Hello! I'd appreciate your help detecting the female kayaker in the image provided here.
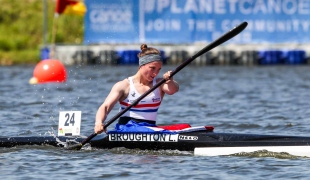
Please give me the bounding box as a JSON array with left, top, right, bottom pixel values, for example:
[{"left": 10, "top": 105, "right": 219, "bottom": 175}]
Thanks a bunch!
[{"left": 94, "top": 44, "right": 179, "bottom": 134}]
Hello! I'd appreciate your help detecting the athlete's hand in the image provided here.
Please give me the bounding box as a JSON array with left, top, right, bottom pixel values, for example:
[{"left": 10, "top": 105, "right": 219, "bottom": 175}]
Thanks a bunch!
[
  {"left": 163, "top": 71, "right": 173, "bottom": 83},
  {"left": 94, "top": 122, "right": 107, "bottom": 134}
]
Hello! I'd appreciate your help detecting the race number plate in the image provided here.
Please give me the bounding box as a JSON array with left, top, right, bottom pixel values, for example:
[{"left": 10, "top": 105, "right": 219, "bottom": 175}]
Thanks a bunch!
[{"left": 58, "top": 111, "right": 81, "bottom": 136}]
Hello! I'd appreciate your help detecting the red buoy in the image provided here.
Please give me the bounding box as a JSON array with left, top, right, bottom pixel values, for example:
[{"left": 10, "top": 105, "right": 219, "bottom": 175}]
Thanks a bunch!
[{"left": 29, "top": 59, "right": 67, "bottom": 84}]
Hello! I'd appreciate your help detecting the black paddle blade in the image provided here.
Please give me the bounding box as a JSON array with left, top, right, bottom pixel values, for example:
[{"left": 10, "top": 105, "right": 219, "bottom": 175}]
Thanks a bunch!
[
  {"left": 66, "top": 133, "right": 97, "bottom": 151},
  {"left": 191, "top": 21, "right": 248, "bottom": 60},
  {"left": 66, "top": 143, "right": 83, "bottom": 150}
]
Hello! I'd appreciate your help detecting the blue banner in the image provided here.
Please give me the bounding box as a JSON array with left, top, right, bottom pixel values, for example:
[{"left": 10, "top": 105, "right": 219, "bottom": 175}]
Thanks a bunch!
[{"left": 84, "top": 0, "right": 310, "bottom": 44}]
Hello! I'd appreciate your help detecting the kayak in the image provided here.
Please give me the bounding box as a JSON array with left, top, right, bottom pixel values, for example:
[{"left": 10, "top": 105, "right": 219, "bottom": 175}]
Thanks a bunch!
[{"left": 1, "top": 124, "right": 310, "bottom": 157}]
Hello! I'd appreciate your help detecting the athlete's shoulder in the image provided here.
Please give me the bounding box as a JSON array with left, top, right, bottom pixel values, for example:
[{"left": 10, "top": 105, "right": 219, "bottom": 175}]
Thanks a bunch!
[
  {"left": 120, "top": 78, "right": 130, "bottom": 85},
  {"left": 111, "top": 78, "right": 128, "bottom": 91}
]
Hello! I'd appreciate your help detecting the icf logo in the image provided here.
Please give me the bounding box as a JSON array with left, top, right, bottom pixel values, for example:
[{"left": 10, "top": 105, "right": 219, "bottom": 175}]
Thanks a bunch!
[{"left": 89, "top": 6, "right": 133, "bottom": 24}]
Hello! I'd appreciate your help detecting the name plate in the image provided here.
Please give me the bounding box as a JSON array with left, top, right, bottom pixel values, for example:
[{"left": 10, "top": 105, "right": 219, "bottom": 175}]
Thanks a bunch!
[{"left": 109, "top": 133, "right": 179, "bottom": 142}]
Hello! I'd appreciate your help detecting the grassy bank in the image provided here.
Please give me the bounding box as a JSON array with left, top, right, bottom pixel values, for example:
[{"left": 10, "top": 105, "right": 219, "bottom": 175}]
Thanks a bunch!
[{"left": 0, "top": 0, "right": 84, "bottom": 65}]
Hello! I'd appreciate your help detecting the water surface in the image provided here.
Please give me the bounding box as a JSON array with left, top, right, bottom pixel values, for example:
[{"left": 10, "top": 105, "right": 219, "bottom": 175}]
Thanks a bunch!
[{"left": 1, "top": 65, "right": 310, "bottom": 179}]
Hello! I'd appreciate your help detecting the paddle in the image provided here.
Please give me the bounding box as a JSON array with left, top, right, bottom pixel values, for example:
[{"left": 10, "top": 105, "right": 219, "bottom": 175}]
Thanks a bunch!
[{"left": 66, "top": 21, "right": 248, "bottom": 150}]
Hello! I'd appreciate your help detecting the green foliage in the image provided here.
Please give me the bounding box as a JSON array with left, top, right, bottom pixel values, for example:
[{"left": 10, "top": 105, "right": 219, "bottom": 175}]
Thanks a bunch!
[
  {"left": 0, "top": 0, "right": 84, "bottom": 65},
  {"left": 0, "top": 49, "right": 39, "bottom": 65}
]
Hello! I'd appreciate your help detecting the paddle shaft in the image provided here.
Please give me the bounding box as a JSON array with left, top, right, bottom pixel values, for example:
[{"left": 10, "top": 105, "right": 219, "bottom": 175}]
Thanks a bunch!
[{"left": 71, "top": 21, "right": 248, "bottom": 149}]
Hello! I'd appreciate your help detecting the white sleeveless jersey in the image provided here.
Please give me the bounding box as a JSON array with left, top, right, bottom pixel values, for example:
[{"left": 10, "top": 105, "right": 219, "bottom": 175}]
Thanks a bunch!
[{"left": 119, "top": 77, "right": 162, "bottom": 121}]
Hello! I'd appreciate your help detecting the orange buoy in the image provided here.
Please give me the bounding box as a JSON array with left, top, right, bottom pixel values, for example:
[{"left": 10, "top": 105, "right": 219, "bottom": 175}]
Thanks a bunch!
[{"left": 29, "top": 59, "right": 67, "bottom": 84}]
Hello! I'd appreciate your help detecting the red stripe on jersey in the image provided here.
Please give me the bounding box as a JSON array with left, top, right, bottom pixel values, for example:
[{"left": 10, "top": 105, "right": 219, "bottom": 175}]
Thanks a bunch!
[{"left": 120, "top": 101, "right": 161, "bottom": 108}]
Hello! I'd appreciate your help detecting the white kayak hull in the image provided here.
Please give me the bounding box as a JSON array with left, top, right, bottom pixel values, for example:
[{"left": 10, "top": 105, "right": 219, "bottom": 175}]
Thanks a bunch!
[{"left": 194, "top": 146, "right": 310, "bottom": 157}]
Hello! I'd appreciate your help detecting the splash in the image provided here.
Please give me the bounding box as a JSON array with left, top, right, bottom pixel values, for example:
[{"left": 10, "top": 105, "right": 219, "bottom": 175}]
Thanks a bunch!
[{"left": 230, "top": 149, "right": 308, "bottom": 159}]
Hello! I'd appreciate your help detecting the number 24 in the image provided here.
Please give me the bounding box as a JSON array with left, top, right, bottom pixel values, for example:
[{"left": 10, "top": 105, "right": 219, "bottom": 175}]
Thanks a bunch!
[{"left": 64, "top": 113, "right": 75, "bottom": 126}]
